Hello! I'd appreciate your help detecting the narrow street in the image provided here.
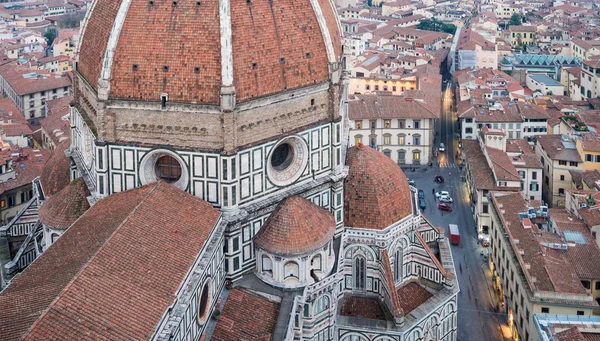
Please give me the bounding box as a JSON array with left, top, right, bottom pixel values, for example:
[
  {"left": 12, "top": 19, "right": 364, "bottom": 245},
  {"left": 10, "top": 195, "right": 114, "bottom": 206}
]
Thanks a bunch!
[{"left": 404, "top": 82, "right": 511, "bottom": 341}]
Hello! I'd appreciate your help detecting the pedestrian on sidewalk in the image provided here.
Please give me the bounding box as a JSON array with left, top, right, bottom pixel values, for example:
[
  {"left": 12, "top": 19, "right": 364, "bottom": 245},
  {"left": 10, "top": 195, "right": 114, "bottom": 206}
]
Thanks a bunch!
[{"left": 459, "top": 264, "right": 463, "bottom": 275}]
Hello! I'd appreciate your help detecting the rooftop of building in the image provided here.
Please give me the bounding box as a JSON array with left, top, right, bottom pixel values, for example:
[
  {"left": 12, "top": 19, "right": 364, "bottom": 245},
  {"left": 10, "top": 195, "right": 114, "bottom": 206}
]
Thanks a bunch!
[
  {"left": 463, "top": 140, "right": 521, "bottom": 191},
  {"left": 0, "top": 62, "right": 71, "bottom": 96},
  {"left": 0, "top": 181, "right": 222, "bottom": 341},
  {"left": 491, "top": 192, "right": 599, "bottom": 305},
  {"left": 536, "top": 134, "right": 583, "bottom": 162},
  {"left": 528, "top": 73, "right": 564, "bottom": 87}
]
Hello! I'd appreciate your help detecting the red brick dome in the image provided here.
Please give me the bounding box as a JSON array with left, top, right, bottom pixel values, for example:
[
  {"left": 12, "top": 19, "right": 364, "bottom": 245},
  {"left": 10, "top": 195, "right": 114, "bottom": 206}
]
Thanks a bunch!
[
  {"left": 254, "top": 195, "right": 335, "bottom": 255},
  {"left": 40, "top": 142, "right": 71, "bottom": 197},
  {"left": 39, "top": 178, "right": 90, "bottom": 230},
  {"left": 344, "top": 145, "right": 413, "bottom": 230},
  {"left": 77, "top": 0, "right": 342, "bottom": 104}
]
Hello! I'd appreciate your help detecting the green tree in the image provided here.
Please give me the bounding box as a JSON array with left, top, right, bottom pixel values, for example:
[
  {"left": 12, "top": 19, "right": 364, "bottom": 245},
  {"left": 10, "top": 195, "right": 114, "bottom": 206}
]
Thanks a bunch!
[
  {"left": 43, "top": 29, "right": 57, "bottom": 45},
  {"left": 509, "top": 13, "right": 522, "bottom": 26}
]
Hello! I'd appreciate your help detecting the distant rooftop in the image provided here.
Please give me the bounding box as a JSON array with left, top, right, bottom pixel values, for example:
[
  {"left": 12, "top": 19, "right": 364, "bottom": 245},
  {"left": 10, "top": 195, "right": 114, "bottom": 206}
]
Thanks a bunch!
[{"left": 528, "top": 73, "right": 563, "bottom": 87}]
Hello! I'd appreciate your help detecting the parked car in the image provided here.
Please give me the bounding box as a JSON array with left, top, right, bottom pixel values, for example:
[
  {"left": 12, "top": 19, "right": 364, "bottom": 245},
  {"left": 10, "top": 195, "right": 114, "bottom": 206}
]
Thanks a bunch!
[
  {"left": 435, "top": 175, "right": 444, "bottom": 183},
  {"left": 408, "top": 178, "right": 416, "bottom": 186},
  {"left": 439, "top": 143, "right": 446, "bottom": 152},
  {"left": 438, "top": 203, "right": 452, "bottom": 211},
  {"left": 436, "top": 191, "right": 450, "bottom": 199},
  {"left": 418, "top": 189, "right": 425, "bottom": 199},
  {"left": 439, "top": 195, "right": 453, "bottom": 203},
  {"left": 419, "top": 198, "right": 426, "bottom": 210}
]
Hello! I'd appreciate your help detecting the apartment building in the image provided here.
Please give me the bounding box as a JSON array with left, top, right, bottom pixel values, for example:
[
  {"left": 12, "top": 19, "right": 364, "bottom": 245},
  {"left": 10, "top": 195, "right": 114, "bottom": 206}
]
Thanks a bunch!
[
  {"left": 459, "top": 100, "right": 549, "bottom": 142},
  {"left": 489, "top": 193, "right": 599, "bottom": 341},
  {"left": 526, "top": 74, "right": 565, "bottom": 96},
  {"left": 536, "top": 135, "right": 582, "bottom": 207},
  {"left": 455, "top": 28, "right": 498, "bottom": 70},
  {"left": 463, "top": 128, "right": 541, "bottom": 236},
  {"left": 566, "top": 189, "right": 600, "bottom": 248},
  {"left": 570, "top": 38, "right": 600, "bottom": 61},
  {"left": 0, "top": 63, "right": 71, "bottom": 125},
  {"left": 510, "top": 25, "right": 538, "bottom": 47},
  {"left": 348, "top": 88, "right": 440, "bottom": 165},
  {"left": 579, "top": 58, "right": 600, "bottom": 100}
]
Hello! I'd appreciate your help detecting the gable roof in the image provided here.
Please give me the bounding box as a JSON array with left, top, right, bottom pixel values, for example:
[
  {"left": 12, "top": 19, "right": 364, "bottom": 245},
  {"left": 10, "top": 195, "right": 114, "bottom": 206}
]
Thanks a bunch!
[{"left": 0, "top": 182, "right": 221, "bottom": 341}]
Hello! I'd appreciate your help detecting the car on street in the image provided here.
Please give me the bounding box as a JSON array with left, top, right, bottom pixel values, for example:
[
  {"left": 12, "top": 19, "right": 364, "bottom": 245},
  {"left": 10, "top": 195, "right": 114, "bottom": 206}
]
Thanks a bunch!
[
  {"left": 439, "top": 195, "right": 453, "bottom": 203},
  {"left": 435, "top": 175, "right": 444, "bottom": 183},
  {"left": 408, "top": 178, "right": 415, "bottom": 186},
  {"left": 419, "top": 198, "right": 426, "bottom": 210},
  {"left": 435, "top": 191, "right": 450, "bottom": 199},
  {"left": 438, "top": 203, "right": 452, "bottom": 211},
  {"left": 418, "top": 189, "right": 424, "bottom": 199},
  {"left": 439, "top": 143, "right": 445, "bottom": 152}
]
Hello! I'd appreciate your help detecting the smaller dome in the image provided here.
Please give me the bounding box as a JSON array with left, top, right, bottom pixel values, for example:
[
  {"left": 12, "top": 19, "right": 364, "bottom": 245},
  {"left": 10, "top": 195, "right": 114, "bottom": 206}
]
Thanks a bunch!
[
  {"left": 39, "top": 178, "right": 90, "bottom": 230},
  {"left": 344, "top": 145, "right": 413, "bottom": 230},
  {"left": 40, "top": 141, "right": 71, "bottom": 197},
  {"left": 254, "top": 196, "right": 335, "bottom": 255}
]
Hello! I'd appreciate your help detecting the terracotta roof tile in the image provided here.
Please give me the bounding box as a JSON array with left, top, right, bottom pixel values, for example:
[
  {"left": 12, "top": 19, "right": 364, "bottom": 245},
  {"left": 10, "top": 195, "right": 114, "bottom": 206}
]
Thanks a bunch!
[
  {"left": 396, "top": 282, "right": 432, "bottom": 315},
  {"left": 340, "top": 296, "right": 386, "bottom": 320},
  {"left": 555, "top": 327, "right": 586, "bottom": 341},
  {"left": 211, "top": 288, "right": 280, "bottom": 341},
  {"left": 344, "top": 145, "right": 413, "bottom": 230},
  {"left": 381, "top": 250, "right": 404, "bottom": 317},
  {"left": 79, "top": 0, "right": 340, "bottom": 104},
  {"left": 39, "top": 141, "right": 70, "bottom": 196},
  {"left": 463, "top": 140, "right": 520, "bottom": 191},
  {"left": 0, "top": 182, "right": 221, "bottom": 341},
  {"left": 38, "top": 177, "right": 90, "bottom": 230},
  {"left": 253, "top": 195, "right": 335, "bottom": 255}
]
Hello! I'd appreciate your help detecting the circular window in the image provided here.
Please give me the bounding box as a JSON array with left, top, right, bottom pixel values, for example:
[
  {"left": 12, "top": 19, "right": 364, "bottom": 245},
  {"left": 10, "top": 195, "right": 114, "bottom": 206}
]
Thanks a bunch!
[
  {"left": 139, "top": 150, "right": 189, "bottom": 190},
  {"left": 154, "top": 155, "right": 182, "bottom": 183},
  {"left": 197, "top": 282, "right": 211, "bottom": 325},
  {"left": 271, "top": 143, "right": 295, "bottom": 171},
  {"left": 267, "top": 137, "right": 309, "bottom": 187}
]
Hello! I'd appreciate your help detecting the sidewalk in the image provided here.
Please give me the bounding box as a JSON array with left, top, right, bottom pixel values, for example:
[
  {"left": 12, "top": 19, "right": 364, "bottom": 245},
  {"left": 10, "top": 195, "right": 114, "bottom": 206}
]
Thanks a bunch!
[{"left": 479, "top": 256, "right": 512, "bottom": 341}]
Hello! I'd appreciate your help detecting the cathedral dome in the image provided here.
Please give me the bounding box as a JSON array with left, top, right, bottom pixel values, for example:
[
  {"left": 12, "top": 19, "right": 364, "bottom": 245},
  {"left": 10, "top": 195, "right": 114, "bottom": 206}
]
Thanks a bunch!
[
  {"left": 40, "top": 142, "right": 71, "bottom": 197},
  {"left": 254, "top": 195, "right": 335, "bottom": 255},
  {"left": 39, "top": 178, "right": 90, "bottom": 230},
  {"left": 344, "top": 145, "right": 413, "bottom": 230},
  {"left": 77, "top": 0, "right": 342, "bottom": 104}
]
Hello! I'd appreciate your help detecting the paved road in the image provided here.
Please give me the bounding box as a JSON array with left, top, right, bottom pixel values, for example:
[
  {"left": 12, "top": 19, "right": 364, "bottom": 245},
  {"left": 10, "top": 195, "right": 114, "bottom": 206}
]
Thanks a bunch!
[{"left": 403, "top": 83, "right": 511, "bottom": 341}]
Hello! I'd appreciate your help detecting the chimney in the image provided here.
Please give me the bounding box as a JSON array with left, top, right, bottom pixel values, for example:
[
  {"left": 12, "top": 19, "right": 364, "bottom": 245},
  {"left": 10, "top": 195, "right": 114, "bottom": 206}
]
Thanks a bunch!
[{"left": 522, "top": 218, "right": 532, "bottom": 229}]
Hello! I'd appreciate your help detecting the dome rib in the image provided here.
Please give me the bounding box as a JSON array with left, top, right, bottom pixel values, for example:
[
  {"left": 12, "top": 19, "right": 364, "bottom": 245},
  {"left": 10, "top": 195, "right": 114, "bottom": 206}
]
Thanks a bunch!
[
  {"left": 254, "top": 195, "right": 335, "bottom": 255},
  {"left": 77, "top": 0, "right": 342, "bottom": 104},
  {"left": 344, "top": 145, "right": 413, "bottom": 230}
]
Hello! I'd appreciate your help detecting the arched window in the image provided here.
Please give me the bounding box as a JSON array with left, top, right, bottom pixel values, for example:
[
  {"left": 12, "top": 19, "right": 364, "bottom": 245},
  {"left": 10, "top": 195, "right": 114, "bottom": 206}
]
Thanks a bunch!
[
  {"left": 313, "top": 295, "right": 329, "bottom": 315},
  {"left": 284, "top": 261, "right": 299, "bottom": 279},
  {"left": 354, "top": 257, "right": 366, "bottom": 290},
  {"left": 311, "top": 254, "right": 322, "bottom": 271},
  {"left": 588, "top": 90, "right": 592, "bottom": 98},
  {"left": 262, "top": 255, "right": 272, "bottom": 275},
  {"left": 394, "top": 249, "right": 403, "bottom": 282}
]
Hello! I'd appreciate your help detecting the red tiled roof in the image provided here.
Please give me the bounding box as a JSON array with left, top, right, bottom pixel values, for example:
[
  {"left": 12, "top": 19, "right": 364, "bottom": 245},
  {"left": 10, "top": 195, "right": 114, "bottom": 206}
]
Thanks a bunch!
[
  {"left": 38, "top": 177, "right": 90, "bottom": 230},
  {"left": 344, "top": 145, "right": 413, "bottom": 230},
  {"left": 486, "top": 146, "right": 521, "bottom": 182},
  {"left": 0, "top": 182, "right": 221, "bottom": 341},
  {"left": 463, "top": 140, "right": 520, "bottom": 191},
  {"left": 0, "top": 147, "right": 49, "bottom": 196},
  {"left": 381, "top": 250, "right": 404, "bottom": 317},
  {"left": 211, "top": 288, "right": 281, "bottom": 341},
  {"left": 79, "top": 0, "right": 340, "bottom": 104},
  {"left": 396, "top": 282, "right": 433, "bottom": 315},
  {"left": 253, "top": 195, "right": 335, "bottom": 255},
  {"left": 340, "top": 296, "right": 386, "bottom": 320},
  {"left": 39, "top": 141, "right": 70, "bottom": 196},
  {"left": 0, "top": 63, "right": 71, "bottom": 96},
  {"left": 555, "top": 327, "right": 586, "bottom": 341}
]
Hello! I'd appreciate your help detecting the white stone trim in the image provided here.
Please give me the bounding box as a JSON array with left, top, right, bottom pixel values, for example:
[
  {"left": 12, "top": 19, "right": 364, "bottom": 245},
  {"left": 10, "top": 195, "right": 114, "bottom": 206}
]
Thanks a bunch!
[
  {"left": 219, "top": 0, "right": 234, "bottom": 87},
  {"left": 308, "top": 0, "right": 336, "bottom": 64},
  {"left": 99, "top": 0, "right": 134, "bottom": 83},
  {"left": 74, "top": 0, "right": 99, "bottom": 61}
]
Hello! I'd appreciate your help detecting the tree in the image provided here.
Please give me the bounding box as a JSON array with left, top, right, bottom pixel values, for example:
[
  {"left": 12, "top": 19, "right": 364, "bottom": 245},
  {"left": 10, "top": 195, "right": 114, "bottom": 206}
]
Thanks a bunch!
[
  {"left": 43, "top": 29, "right": 57, "bottom": 45},
  {"left": 509, "top": 13, "right": 522, "bottom": 26},
  {"left": 417, "top": 18, "right": 456, "bottom": 35}
]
